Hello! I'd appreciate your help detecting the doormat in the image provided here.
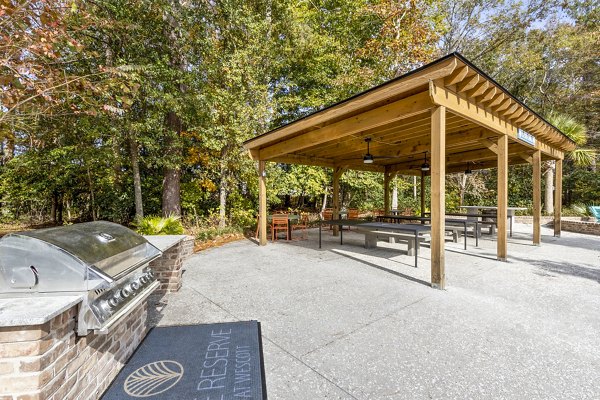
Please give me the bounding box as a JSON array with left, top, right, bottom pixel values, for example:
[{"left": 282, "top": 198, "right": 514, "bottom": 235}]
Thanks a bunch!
[{"left": 101, "top": 321, "right": 267, "bottom": 400}]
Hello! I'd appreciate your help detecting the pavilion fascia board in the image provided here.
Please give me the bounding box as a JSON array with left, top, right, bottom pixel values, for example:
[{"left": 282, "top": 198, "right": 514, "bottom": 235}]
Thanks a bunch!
[
  {"left": 429, "top": 80, "right": 565, "bottom": 160},
  {"left": 444, "top": 54, "right": 575, "bottom": 153}
]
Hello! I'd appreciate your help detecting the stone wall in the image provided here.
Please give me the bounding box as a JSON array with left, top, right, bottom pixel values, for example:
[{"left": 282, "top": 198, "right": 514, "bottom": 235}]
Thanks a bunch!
[
  {"left": 0, "top": 300, "right": 148, "bottom": 400},
  {"left": 514, "top": 216, "right": 555, "bottom": 225},
  {"left": 148, "top": 236, "right": 194, "bottom": 294},
  {"left": 553, "top": 220, "right": 600, "bottom": 236},
  {"left": 514, "top": 215, "right": 600, "bottom": 236}
]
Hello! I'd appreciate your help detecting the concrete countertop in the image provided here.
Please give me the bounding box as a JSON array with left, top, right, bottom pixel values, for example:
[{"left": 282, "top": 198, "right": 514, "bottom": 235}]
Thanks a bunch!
[
  {"left": 0, "top": 295, "right": 82, "bottom": 327},
  {"left": 144, "top": 235, "right": 189, "bottom": 252}
]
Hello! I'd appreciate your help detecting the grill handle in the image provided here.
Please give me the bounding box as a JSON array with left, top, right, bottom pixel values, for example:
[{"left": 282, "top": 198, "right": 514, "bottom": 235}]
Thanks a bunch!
[{"left": 9, "top": 266, "right": 39, "bottom": 289}]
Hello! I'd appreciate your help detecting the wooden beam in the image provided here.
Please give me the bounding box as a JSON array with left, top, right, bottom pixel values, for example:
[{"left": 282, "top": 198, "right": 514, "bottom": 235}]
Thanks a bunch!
[
  {"left": 259, "top": 91, "right": 432, "bottom": 160},
  {"left": 492, "top": 98, "right": 512, "bottom": 113},
  {"left": 333, "top": 127, "right": 494, "bottom": 161},
  {"left": 466, "top": 80, "right": 489, "bottom": 98},
  {"left": 258, "top": 161, "right": 267, "bottom": 246},
  {"left": 504, "top": 103, "right": 521, "bottom": 119},
  {"left": 479, "top": 87, "right": 497, "bottom": 103},
  {"left": 533, "top": 150, "right": 541, "bottom": 245},
  {"left": 456, "top": 74, "right": 480, "bottom": 93},
  {"left": 430, "top": 106, "right": 446, "bottom": 289},
  {"left": 554, "top": 159, "right": 562, "bottom": 237},
  {"left": 518, "top": 152, "right": 533, "bottom": 164},
  {"left": 481, "top": 138, "right": 498, "bottom": 154},
  {"left": 497, "top": 134, "right": 508, "bottom": 261},
  {"left": 445, "top": 65, "right": 469, "bottom": 85},
  {"left": 488, "top": 93, "right": 506, "bottom": 108},
  {"left": 429, "top": 81, "right": 570, "bottom": 157},
  {"left": 515, "top": 111, "right": 530, "bottom": 124}
]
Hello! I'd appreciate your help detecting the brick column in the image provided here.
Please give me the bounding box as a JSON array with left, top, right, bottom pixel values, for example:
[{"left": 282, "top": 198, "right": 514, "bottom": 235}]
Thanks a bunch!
[
  {"left": 148, "top": 236, "right": 194, "bottom": 294},
  {"left": 0, "top": 302, "right": 150, "bottom": 400}
]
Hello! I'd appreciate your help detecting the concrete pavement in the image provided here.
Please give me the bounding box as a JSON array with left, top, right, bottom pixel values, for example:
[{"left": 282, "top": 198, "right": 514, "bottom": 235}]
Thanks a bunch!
[{"left": 150, "top": 223, "right": 600, "bottom": 399}]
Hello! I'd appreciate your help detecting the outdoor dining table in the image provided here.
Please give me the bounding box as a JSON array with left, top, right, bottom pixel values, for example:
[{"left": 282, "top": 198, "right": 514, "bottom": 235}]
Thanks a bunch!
[
  {"left": 318, "top": 219, "right": 430, "bottom": 267},
  {"left": 460, "top": 206, "right": 526, "bottom": 237},
  {"left": 376, "top": 215, "right": 469, "bottom": 250}
]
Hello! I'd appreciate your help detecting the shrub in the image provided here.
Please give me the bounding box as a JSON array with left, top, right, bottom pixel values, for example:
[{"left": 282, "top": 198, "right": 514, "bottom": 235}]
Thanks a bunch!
[
  {"left": 195, "top": 226, "right": 242, "bottom": 242},
  {"left": 135, "top": 214, "right": 184, "bottom": 235}
]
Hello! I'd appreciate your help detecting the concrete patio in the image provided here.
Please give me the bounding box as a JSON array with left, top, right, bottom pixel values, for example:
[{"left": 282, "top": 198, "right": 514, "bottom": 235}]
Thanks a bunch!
[{"left": 150, "top": 223, "right": 600, "bottom": 399}]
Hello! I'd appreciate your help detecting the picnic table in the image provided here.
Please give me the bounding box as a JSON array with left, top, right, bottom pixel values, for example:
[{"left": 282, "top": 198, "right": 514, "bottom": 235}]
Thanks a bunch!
[
  {"left": 318, "top": 219, "right": 430, "bottom": 267},
  {"left": 375, "top": 215, "right": 468, "bottom": 250},
  {"left": 460, "top": 206, "right": 526, "bottom": 237}
]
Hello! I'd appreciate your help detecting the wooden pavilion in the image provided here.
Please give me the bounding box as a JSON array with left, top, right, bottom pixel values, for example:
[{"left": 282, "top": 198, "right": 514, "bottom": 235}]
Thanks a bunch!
[{"left": 243, "top": 52, "right": 576, "bottom": 289}]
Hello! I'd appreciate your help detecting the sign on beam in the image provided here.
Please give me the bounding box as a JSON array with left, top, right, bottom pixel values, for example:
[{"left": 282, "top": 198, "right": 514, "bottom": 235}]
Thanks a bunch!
[{"left": 517, "top": 128, "right": 536, "bottom": 146}]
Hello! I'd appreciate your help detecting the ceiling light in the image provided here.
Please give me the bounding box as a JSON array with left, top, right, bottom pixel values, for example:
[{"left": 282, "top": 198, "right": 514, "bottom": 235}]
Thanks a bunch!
[
  {"left": 420, "top": 152, "right": 429, "bottom": 171},
  {"left": 464, "top": 162, "right": 472, "bottom": 175},
  {"left": 363, "top": 138, "right": 374, "bottom": 164}
]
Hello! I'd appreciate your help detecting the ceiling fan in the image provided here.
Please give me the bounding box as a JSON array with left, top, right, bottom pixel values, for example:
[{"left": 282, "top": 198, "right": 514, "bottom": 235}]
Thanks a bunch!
[{"left": 343, "top": 138, "right": 404, "bottom": 164}]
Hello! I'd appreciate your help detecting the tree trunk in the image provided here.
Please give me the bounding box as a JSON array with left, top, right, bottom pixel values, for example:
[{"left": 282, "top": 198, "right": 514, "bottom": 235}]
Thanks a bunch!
[
  {"left": 320, "top": 188, "right": 328, "bottom": 217},
  {"left": 162, "top": 111, "right": 182, "bottom": 217},
  {"left": 544, "top": 162, "right": 554, "bottom": 214},
  {"left": 57, "top": 195, "right": 63, "bottom": 225},
  {"left": 129, "top": 134, "right": 144, "bottom": 220},
  {"left": 51, "top": 192, "right": 57, "bottom": 223},
  {"left": 391, "top": 179, "right": 398, "bottom": 210},
  {"left": 162, "top": 167, "right": 181, "bottom": 217},
  {"left": 413, "top": 176, "right": 417, "bottom": 199},
  {"left": 218, "top": 156, "right": 227, "bottom": 228},
  {"left": 86, "top": 166, "right": 97, "bottom": 221},
  {"left": 459, "top": 174, "right": 468, "bottom": 207}
]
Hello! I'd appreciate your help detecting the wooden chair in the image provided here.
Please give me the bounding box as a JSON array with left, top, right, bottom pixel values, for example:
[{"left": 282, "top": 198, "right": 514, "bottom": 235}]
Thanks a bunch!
[
  {"left": 293, "top": 213, "right": 310, "bottom": 240},
  {"left": 346, "top": 208, "right": 359, "bottom": 230},
  {"left": 322, "top": 208, "right": 333, "bottom": 229},
  {"left": 271, "top": 214, "right": 289, "bottom": 241}
]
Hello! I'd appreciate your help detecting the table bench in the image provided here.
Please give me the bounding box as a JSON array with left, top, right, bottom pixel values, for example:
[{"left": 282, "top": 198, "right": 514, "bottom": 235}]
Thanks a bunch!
[{"left": 356, "top": 228, "right": 430, "bottom": 256}]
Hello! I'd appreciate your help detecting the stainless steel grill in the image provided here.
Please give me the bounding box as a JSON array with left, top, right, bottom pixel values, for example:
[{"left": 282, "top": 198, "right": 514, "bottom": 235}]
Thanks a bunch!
[{"left": 0, "top": 221, "right": 162, "bottom": 335}]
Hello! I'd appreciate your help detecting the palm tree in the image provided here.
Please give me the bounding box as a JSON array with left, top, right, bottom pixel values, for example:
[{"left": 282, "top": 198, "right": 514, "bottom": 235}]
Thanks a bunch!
[{"left": 544, "top": 112, "right": 596, "bottom": 213}]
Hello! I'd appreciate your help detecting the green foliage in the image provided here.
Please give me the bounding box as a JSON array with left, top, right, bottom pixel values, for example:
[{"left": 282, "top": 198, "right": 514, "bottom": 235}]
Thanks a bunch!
[
  {"left": 0, "top": 0, "right": 597, "bottom": 228},
  {"left": 135, "top": 214, "right": 184, "bottom": 235},
  {"left": 195, "top": 226, "right": 243, "bottom": 242}
]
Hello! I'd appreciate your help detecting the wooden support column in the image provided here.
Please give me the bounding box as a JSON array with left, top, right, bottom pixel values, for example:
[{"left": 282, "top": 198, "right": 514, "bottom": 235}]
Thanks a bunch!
[
  {"left": 332, "top": 167, "right": 343, "bottom": 236},
  {"left": 533, "top": 150, "right": 541, "bottom": 245},
  {"left": 384, "top": 166, "right": 391, "bottom": 214},
  {"left": 258, "top": 160, "right": 267, "bottom": 246},
  {"left": 554, "top": 159, "right": 563, "bottom": 237},
  {"left": 430, "top": 106, "right": 446, "bottom": 290},
  {"left": 420, "top": 172, "right": 426, "bottom": 217},
  {"left": 497, "top": 134, "right": 508, "bottom": 261}
]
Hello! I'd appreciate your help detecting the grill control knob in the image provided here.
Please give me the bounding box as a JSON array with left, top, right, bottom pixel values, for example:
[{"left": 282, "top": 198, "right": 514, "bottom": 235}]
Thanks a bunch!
[
  {"left": 130, "top": 281, "right": 140, "bottom": 291},
  {"left": 108, "top": 297, "right": 119, "bottom": 307},
  {"left": 120, "top": 287, "right": 132, "bottom": 298},
  {"left": 140, "top": 275, "right": 148, "bottom": 284},
  {"left": 99, "top": 300, "right": 112, "bottom": 314}
]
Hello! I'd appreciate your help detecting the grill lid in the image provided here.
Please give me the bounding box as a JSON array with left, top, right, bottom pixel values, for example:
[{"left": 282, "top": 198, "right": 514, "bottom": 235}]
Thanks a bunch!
[{"left": 3, "top": 221, "right": 161, "bottom": 281}]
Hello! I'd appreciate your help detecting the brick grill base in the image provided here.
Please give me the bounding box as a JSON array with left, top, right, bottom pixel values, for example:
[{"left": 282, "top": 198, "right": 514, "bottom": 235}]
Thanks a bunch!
[
  {"left": 148, "top": 236, "right": 194, "bottom": 294},
  {"left": 0, "top": 301, "right": 149, "bottom": 400}
]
